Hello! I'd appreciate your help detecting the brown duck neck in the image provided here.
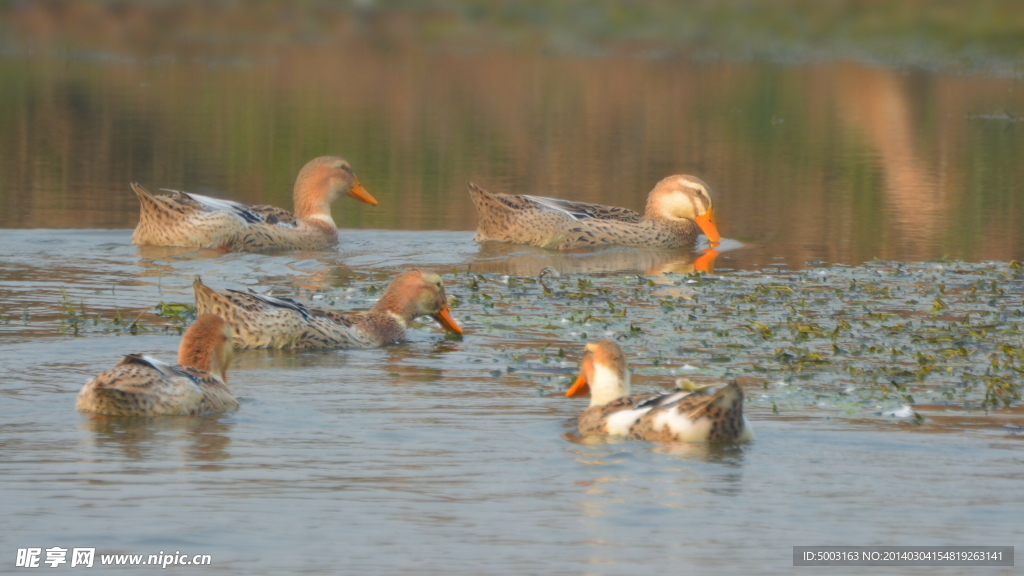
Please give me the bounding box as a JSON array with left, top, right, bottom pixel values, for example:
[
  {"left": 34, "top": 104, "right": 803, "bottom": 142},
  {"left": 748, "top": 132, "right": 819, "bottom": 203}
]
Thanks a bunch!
[{"left": 371, "top": 290, "right": 419, "bottom": 325}]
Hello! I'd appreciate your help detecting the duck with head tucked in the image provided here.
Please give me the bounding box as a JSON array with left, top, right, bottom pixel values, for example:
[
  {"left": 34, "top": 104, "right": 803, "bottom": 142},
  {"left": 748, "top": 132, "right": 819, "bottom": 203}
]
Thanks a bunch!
[
  {"left": 77, "top": 315, "right": 238, "bottom": 416},
  {"left": 565, "top": 340, "right": 752, "bottom": 443},
  {"left": 468, "top": 175, "right": 720, "bottom": 250},
  {"left": 131, "top": 156, "right": 377, "bottom": 251},
  {"left": 193, "top": 270, "right": 463, "bottom": 349}
]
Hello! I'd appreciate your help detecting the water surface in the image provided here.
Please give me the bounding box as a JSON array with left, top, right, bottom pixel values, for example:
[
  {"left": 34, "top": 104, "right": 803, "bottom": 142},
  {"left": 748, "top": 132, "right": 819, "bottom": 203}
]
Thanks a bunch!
[{"left": 2, "top": 230, "right": 1022, "bottom": 574}]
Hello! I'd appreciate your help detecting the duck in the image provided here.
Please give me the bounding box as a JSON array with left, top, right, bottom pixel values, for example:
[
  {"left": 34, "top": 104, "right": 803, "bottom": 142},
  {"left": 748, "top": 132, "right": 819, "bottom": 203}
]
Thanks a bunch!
[
  {"left": 192, "top": 270, "right": 464, "bottom": 349},
  {"left": 131, "top": 156, "right": 378, "bottom": 251},
  {"left": 565, "top": 340, "right": 752, "bottom": 442},
  {"left": 468, "top": 175, "right": 720, "bottom": 250},
  {"left": 76, "top": 315, "right": 238, "bottom": 416}
]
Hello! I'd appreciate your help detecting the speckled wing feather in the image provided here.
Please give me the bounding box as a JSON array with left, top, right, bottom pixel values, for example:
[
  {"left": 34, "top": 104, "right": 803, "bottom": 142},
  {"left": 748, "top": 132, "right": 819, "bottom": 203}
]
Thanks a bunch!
[
  {"left": 576, "top": 391, "right": 664, "bottom": 436},
  {"left": 234, "top": 289, "right": 313, "bottom": 320},
  {"left": 468, "top": 182, "right": 698, "bottom": 249},
  {"left": 119, "top": 353, "right": 201, "bottom": 384},
  {"left": 132, "top": 184, "right": 325, "bottom": 250},
  {"left": 193, "top": 280, "right": 401, "bottom": 349},
  {"left": 468, "top": 182, "right": 576, "bottom": 248},
  {"left": 76, "top": 356, "right": 236, "bottom": 416},
  {"left": 629, "top": 382, "right": 747, "bottom": 443},
  {"left": 244, "top": 204, "right": 300, "bottom": 227},
  {"left": 162, "top": 189, "right": 265, "bottom": 224}
]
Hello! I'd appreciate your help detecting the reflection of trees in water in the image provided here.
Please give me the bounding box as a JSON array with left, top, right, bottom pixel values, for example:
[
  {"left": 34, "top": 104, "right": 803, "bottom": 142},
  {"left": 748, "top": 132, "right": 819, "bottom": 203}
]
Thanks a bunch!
[
  {"left": 80, "top": 414, "right": 234, "bottom": 463},
  {"left": 0, "top": 11, "right": 1021, "bottom": 263},
  {"left": 837, "top": 65, "right": 943, "bottom": 263}
]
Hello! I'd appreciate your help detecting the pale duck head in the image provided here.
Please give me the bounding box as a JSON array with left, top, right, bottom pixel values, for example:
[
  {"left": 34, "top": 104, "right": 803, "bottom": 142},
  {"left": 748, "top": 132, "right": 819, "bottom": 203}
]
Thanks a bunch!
[
  {"left": 566, "top": 339, "right": 631, "bottom": 407},
  {"left": 644, "top": 174, "right": 720, "bottom": 243},
  {"left": 292, "top": 156, "right": 377, "bottom": 220}
]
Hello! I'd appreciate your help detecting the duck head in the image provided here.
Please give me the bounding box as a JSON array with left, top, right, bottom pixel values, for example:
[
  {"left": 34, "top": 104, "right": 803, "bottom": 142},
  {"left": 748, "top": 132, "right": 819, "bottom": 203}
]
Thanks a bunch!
[
  {"left": 566, "top": 339, "right": 630, "bottom": 407},
  {"left": 178, "top": 314, "right": 234, "bottom": 382},
  {"left": 373, "top": 270, "right": 463, "bottom": 335},
  {"left": 644, "top": 175, "right": 720, "bottom": 243},
  {"left": 293, "top": 156, "right": 378, "bottom": 220}
]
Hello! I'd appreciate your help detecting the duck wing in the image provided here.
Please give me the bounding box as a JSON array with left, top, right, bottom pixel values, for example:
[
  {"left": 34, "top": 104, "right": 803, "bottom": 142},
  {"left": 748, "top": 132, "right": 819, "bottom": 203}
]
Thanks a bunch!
[
  {"left": 163, "top": 190, "right": 299, "bottom": 228},
  {"left": 157, "top": 189, "right": 264, "bottom": 224},
  {"left": 522, "top": 195, "right": 643, "bottom": 223},
  {"left": 244, "top": 204, "right": 300, "bottom": 227},
  {"left": 117, "top": 354, "right": 202, "bottom": 385},
  {"left": 226, "top": 289, "right": 315, "bottom": 321}
]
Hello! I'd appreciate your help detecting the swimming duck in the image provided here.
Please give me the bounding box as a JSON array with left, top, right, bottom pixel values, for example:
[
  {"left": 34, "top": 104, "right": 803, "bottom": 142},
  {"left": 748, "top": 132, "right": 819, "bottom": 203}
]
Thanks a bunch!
[
  {"left": 76, "top": 315, "right": 238, "bottom": 416},
  {"left": 565, "top": 340, "right": 752, "bottom": 442},
  {"left": 131, "top": 156, "right": 377, "bottom": 251},
  {"left": 468, "top": 175, "right": 720, "bottom": 250},
  {"left": 192, "top": 270, "right": 463, "bottom": 349}
]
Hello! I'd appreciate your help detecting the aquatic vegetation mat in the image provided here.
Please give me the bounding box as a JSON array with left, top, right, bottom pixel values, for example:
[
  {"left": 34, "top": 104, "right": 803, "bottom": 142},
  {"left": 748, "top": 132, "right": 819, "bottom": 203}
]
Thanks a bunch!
[
  {"left": 442, "top": 260, "right": 1024, "bottom": 419},
  {"left": 9, "top": 258, "right": 1024, "bottom": 426}
]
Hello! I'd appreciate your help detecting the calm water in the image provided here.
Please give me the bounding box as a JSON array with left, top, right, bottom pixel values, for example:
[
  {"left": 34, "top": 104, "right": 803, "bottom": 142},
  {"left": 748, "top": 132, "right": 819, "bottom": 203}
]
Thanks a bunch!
[
  {"left": 2, "top": 14, "right": 1024, "bottom": 575},
  {"left": 2, "top": 230, "right": 1022, "bottom": 574}
]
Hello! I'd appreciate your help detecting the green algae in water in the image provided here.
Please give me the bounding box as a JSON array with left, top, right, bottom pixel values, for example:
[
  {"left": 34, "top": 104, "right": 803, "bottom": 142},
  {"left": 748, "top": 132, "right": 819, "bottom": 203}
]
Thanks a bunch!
[{"left": 435, "top": 261, "right": 1024, "bottom": 417}]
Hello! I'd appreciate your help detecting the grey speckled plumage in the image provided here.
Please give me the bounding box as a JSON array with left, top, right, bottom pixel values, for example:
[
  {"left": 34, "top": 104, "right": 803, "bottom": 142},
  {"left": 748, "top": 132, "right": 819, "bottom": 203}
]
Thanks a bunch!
[
  {"left": 192, "top": 270, "right": 463, "bottom": 350},
  {"left": 76, "top": 315, "right": 237, "bottom": 416},
  {"left": 468, "top": 175, "right": 719, "bottom": 250},
  {"left": 130, "top": 156, "right": 376, "bottom": 251},
  {"left": 576, "top": 384, "right": 749, "bottom": 443},
  {"left": 568, "top": 340, "right": 750, "bottom": 443}
]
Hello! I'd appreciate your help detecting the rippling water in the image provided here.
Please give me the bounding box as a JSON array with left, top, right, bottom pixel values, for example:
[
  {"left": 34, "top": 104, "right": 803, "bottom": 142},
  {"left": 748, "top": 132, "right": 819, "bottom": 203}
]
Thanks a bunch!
[{"left": 2, "top": 230, "right": 1022, "bottom": 574}]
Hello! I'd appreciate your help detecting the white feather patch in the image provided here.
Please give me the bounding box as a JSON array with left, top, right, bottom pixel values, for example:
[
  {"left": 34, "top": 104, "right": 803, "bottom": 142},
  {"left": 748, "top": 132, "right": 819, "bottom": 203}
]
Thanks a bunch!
[
  {"left": 175, "top": 191, "right": 247, "bottom": 213},
  {"left": 650, "top": 409, "right": 714, "bottom": 441},
  {"left": 306, "top": 214, "right": 336, "bottom": 225},
  {"left": 589, "top": 364, "right": 630, "bottom": 407},
  {"left": 737, "top": 417, "right": 754, "bottom": 441},
  {"left": 523, "top": 195, "right": 583, "bottom": 221},
  {"left": 605, "top": 406, "right": 654, "bottom": 436}
]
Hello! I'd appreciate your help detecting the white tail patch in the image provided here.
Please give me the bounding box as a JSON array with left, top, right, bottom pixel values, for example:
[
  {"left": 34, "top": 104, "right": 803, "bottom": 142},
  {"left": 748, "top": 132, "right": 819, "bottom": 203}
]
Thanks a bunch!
[
  {"left": 605, "top": 406, "right": 654, "bottom": 436},
  {"left": 737, "top": 417, "right": 754, "bottom": 441},
  {"left": 650, "top": 410, "right": 714, "bottom": 442}
]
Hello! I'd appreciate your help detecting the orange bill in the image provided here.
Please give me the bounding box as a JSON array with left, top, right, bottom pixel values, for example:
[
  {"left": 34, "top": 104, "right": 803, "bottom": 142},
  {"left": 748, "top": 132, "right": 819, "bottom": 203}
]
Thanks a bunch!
[
  {"left": 565, "top": 372, "right": 590, "bottom": 397},
  {"left": 693, "top": 207, "right": 720, "bottom": 244},
  {"left": 433, "top": 306, "right": 463, "bottom": 335},
  {"left": 692, "top": 249, "right": 719, "bottom": 273},
  {"left": 348, "top": 178, "right": 378, "bottom": 206}
]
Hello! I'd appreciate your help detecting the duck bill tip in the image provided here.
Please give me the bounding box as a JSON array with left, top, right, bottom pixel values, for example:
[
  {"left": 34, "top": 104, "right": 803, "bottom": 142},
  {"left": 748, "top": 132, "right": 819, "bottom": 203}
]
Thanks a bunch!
[
  {"left": 694, "top": 210, "right": 720, "bottom": 244},
  {"left": 434, "top": 306, "right": 463, "bottom": 335},
  {"left": 349, "top": 179, "right": 378, "bottom": 206},
  {"left": 565, "top": 373, "right": 590, "bottom": 397}
]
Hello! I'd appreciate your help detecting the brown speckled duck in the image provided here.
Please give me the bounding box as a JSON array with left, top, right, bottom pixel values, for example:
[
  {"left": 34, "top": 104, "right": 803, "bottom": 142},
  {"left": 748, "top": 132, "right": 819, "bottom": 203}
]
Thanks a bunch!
[
  {"left": 193, "top": 270, "right": 463, "bottom": 349},
  {"left": 131, "top": 156, "right": 377, "bottom": 251},
  {"left": 76, "top": 315, "right": 238, "bottom": 416},
  {"left": 468, "top": 175, "right": 720, "bottom": 250},
  {"left": 566, "top": 340, "right": 752, "bottom": 443}
]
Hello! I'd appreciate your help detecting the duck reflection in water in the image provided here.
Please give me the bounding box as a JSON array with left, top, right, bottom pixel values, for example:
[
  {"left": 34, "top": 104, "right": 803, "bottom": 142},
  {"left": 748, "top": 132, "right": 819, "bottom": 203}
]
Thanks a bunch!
[
  {"left": 472, "top": 242, "right": 722, "bottom": 276},
  {"left": 80, "top": 414, "right": 234, "bottom": 464}
]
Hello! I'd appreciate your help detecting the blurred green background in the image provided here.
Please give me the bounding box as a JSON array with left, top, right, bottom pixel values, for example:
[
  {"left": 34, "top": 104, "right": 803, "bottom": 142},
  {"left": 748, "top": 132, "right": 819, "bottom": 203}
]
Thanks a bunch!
[{"left": 1, "top": 0, "right": 1022, "bottom": 266}]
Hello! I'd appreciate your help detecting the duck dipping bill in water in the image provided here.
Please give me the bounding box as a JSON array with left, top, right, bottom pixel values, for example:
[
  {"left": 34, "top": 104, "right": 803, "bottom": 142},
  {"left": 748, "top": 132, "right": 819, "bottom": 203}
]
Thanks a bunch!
[
  {"left": 131, "top": 156, "right": 377, "bottom": 251},
  {"left": 193, "top": 270, "right": 464, "bottom": 349},
  {"left": 565, "top": 340, "right": 752, "bottom": 443},
  {"left": 468, "top": 175, "right": 720, "bottom": 250},
  {"left": 76, "top": 315, "right": 238, "bottom": 416}
]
